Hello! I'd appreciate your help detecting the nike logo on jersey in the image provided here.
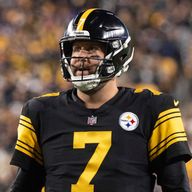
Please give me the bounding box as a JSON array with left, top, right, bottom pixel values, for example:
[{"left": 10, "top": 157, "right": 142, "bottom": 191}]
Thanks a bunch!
[{"left": 174, "top": 100, "right": 179, "bottom": 107}]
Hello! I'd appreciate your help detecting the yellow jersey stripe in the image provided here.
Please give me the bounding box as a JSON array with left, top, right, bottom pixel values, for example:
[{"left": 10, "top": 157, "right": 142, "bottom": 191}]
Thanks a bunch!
[
  {"left": 157, "top": 108, "right": 180, "bottom": 120},
  {"left": 17, "top": 124, "right": 41, "bottom": 154},
  {"left": 77, "top": 8, "right": 96, "bottom": 30},
  {"left": 40, "top": 92, "right": 60, "bottom": 97},
  {"left": 15, "top": 144, "right": 43, "bottom": 165},
  {"left": 149, "top": 116, "right": 185, "bottom": 151},
  {"left": 149, "top": 131, "right": 187, "bottom": 155},
  {"left": 149, "top": 136, "right": 187, "bottom": 161},
  {"left": 148, "top": 112, "right": 187, "bottom": 161},
  {"left": 17, "top": 139, "right": 42, "bottom": 156},
  {"left": 154, "top": 111, "right": 181, "bottom": 128},
  {"left": 134, "top": 88, "right": 161, "bottom": 95},
  {"left": 19, "top": 119, "right": 35, "bottom": 131},
  {"left": 20, "top": 115, "right": 32, "bottom": 124},
  {"left": 16, "top": 140, "right": 42, "bottom": 161}
]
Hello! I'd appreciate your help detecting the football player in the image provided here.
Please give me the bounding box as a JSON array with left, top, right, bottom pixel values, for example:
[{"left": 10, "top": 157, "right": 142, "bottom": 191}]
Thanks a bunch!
[{"left": 10, "top": 8, "right": 192, "bottom": 192}]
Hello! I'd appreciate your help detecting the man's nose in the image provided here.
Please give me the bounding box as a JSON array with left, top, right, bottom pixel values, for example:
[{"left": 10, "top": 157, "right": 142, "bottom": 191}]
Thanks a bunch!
[
  {"left": 72, "top": 51, "right": 89, "bottom": 67},
  {"left": 76, "top": 49, "right": 90, "bottom": 64},
  {"left": 79, "top": 57, "right": 88, "bottom": 63}
]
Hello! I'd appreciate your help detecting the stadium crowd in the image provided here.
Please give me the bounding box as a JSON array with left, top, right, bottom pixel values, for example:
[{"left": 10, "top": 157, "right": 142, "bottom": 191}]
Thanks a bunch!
[{"left": 0, "top": 0, "right": 192, "bottom": 191}]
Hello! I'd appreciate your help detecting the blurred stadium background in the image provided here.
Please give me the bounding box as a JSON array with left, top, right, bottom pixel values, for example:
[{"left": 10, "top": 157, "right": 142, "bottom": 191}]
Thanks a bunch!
[{"left": 0, "top": 0, "right": 192, "bottom": 191}]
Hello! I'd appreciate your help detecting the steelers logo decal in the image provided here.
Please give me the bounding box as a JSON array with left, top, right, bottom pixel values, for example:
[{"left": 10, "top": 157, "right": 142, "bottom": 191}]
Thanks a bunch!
[{"left": 119, "top": 112, "right": 139, "bottom": 131}]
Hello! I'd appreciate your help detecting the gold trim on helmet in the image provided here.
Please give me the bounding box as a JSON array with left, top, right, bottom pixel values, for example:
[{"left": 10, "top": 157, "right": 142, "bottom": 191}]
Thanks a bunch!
[{"left": 77, "top": 8, "right": 96, "bottom": 31}]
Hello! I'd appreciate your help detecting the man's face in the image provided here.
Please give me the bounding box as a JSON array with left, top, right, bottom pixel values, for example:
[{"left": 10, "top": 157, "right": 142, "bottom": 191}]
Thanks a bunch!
[{"left": 70, "top": 40, "right": 106, "bottom": 77}]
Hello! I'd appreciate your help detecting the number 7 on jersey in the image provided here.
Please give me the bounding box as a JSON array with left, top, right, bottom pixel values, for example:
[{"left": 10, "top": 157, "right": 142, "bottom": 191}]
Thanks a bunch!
[{"left": 71, "top": 131, "right": 112, "bottom": 192}]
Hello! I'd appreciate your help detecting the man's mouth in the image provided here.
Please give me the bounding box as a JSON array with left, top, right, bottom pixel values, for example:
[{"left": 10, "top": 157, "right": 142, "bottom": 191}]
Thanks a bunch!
[{"left": 75, "top": 70, "right": 90, "bottom": 76}]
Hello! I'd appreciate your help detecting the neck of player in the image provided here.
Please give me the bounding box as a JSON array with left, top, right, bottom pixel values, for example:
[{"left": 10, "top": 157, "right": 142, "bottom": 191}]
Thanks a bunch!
[{"left": 77, "top": 79, "right": 119, "bottom": 109}]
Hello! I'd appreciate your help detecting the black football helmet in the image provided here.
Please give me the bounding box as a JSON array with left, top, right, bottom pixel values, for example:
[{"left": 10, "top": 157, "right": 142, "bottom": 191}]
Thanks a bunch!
[{"left": 60, "top": 8, "right": 134, "bottom": 91}]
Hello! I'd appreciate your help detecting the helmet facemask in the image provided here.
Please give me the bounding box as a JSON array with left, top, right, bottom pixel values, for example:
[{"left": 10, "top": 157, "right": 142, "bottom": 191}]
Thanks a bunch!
[{"left": 62, "top": 56, "right": 111, "bottom": 92}]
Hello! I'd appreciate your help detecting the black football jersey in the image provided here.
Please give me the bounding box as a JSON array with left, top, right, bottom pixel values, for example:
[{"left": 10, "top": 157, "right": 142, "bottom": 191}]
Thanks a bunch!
[{"left": 10, "top": 87, "right": 192, "bottom": 192}]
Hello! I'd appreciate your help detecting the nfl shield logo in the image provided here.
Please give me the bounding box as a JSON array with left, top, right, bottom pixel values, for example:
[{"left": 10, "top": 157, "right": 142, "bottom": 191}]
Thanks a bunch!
[{"left": 87, "top": 115, "right": 97, "bottom": 125}]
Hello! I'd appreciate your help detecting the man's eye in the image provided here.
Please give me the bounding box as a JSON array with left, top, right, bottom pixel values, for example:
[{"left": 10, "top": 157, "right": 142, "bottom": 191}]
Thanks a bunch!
[
  {"left": 72, "top": 46, "right": 101, "bottom": 53},
  {"left": 90, "top": 55, "right": 99, "bottom": 58},
  {"left": 89, "top": 55, "right": 101, "bottom": 61}
]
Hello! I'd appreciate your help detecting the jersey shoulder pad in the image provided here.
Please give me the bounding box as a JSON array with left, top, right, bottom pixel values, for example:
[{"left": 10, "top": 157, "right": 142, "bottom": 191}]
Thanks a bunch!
[
  {"left": 150, "top": 92, "right": 180, "bottom": 116},
  {"left": 21, "top": 92, "right": 60, "bottom": 126}
]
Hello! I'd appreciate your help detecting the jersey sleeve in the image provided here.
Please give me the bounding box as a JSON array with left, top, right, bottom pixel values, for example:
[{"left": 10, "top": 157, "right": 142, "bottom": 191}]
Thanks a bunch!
[
  {"left": 10, "top": 98, "right": 44, "bottom": 171},
  {"left": 148, "top": 93, "right": 192, "bottom": 169}
]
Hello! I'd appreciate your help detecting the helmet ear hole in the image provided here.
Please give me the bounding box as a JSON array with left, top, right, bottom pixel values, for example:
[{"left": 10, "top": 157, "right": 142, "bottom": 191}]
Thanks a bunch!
[
  {"left": 98, "top": 61, "right": 115, "bottom": 77},
  {"left": 112, "top": 44, "right": 134, "bottom": 73}
]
